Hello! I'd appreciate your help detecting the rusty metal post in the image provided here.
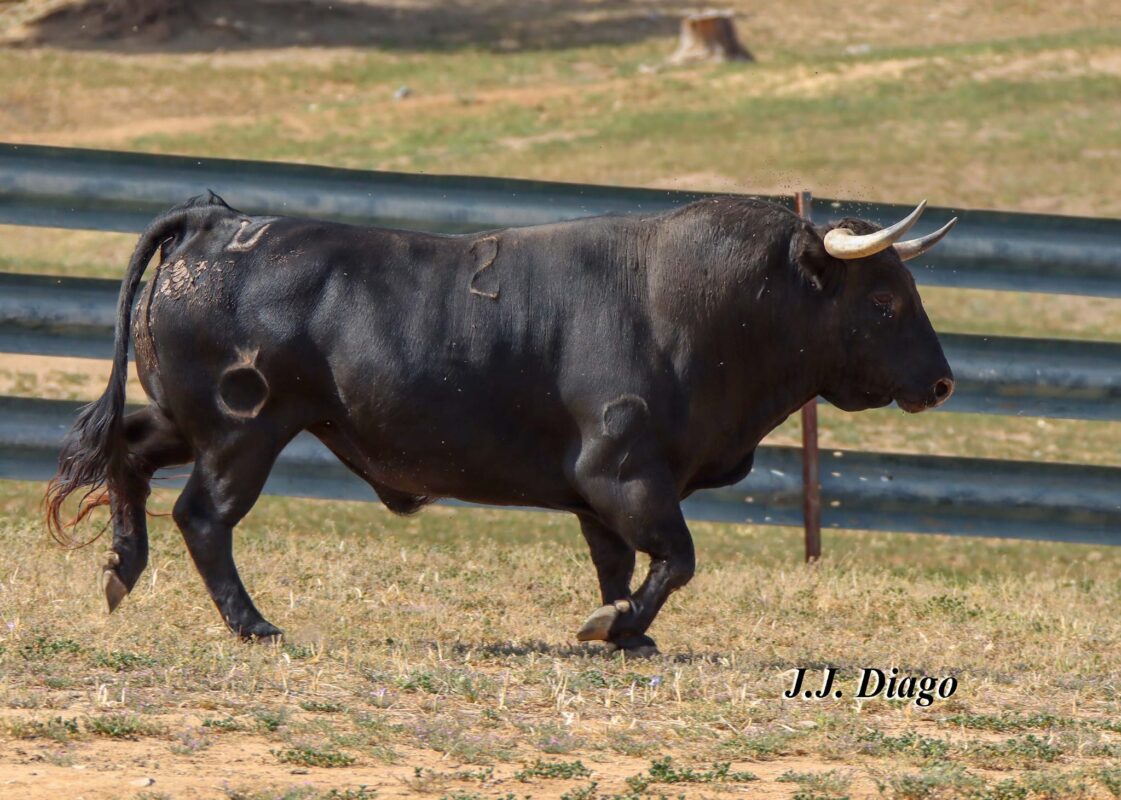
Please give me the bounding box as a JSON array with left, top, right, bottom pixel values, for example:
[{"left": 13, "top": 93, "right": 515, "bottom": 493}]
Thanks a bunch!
[{"left": 794, "top": 191, "right": 822, "bottom": 562}]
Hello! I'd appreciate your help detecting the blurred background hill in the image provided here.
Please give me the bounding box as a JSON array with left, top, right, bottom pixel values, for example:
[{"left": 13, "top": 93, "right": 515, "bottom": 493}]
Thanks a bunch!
[{"left": 2, "top": 0, "right": 1120, "bottom": 215}]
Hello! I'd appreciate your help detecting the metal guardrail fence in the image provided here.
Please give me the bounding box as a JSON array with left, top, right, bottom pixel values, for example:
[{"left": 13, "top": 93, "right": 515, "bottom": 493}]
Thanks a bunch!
[
  {"left": 4, "top": 396, "right": 1120, "bottom": 545},
  {"left": 1, "top": 144, "right": 1120, "bottom": 543},
  {"left": 3, "top": 395, "right": 1119, "bottom": 545},
  {"left": 4, "top": 143, "right": 1121, "bottom": 297}
]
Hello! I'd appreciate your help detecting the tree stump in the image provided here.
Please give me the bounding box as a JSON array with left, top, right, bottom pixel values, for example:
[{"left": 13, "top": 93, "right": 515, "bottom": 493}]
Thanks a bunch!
[{"left": 668, "top": 11, "right": 753, "bottom": 65}]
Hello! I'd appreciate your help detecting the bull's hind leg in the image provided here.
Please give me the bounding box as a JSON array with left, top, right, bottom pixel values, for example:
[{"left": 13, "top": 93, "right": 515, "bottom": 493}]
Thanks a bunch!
[
  {"left": 172, "top": 428, "right": 289, "bottom": 640},
  {"left": 105, "top": 407, "right": 192, "bottom": 612}
]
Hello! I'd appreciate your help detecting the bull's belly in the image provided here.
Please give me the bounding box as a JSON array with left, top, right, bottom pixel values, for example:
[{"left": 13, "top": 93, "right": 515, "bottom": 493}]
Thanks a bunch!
[{"left": 321, "top": 410, "right": 587, "bottom": 512}]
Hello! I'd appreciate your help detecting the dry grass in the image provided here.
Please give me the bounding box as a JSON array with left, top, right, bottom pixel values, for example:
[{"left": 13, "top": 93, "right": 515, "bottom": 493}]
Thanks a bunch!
[
  {"left": 3, "top": 479, "right": 1121, "bottom": 799},
  {"left": 2, "top": 2, "right": 1121, "bottom": 797}
]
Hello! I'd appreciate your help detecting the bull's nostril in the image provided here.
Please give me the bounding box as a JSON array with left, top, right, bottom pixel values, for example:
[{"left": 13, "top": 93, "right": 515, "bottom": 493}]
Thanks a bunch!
[{"left": 933, "top": 378, "right": 954, "bottom": 401}]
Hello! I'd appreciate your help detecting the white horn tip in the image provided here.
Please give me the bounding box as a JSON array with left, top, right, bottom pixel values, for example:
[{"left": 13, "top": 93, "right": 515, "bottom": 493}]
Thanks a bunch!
[{"left": 893, "top": 215, "right": 959, "bottom": 261}]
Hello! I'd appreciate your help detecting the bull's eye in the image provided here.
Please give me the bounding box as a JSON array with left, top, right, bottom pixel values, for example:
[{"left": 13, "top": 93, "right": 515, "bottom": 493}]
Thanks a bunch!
[{"left": 872, "top": 291, "right": 895, "bottom": 308}]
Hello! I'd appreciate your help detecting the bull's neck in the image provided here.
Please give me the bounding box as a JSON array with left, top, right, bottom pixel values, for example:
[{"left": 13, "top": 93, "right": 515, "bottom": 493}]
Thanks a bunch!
[
  {"left": 676, "top": 286, "right": 836, "bottom": 475},
  {"left": 730, "top": 319, "right": 829, "bottom": 441}
]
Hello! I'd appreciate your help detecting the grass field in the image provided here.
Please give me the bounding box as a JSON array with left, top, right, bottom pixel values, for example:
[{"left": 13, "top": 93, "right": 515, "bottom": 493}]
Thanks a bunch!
[
  {"left": 2, "top": 1, "right": 1121, "bottom": 797},
  {"left": 3, "top": 480, "right": 1121, "bottom": 799}
]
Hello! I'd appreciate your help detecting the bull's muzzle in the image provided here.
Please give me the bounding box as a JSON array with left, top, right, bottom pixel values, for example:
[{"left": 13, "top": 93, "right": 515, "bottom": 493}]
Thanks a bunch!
[
  {"left": 932, "top": 377, "right": 955, "bottom": 406},
  {"left": 897, "top": 376, "right": 955, "bottom": 413}
]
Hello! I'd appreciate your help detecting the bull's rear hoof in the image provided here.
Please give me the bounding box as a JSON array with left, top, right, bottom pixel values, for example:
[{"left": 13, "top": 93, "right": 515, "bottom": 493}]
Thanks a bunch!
[
  {"left": 605, "top": 634, "right": 660, "bottom": 658},
  {"left": 103, "top": 570, "right": 129, "bottom": 614},
  {"left": 237, "top": 621, "right": 283, "bottom": 642}
]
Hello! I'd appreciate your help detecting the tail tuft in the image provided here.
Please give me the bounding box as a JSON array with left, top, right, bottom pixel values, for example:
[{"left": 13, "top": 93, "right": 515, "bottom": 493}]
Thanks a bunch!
[{"left": 45, "top": 388, "right": 125, "bottom": 547}]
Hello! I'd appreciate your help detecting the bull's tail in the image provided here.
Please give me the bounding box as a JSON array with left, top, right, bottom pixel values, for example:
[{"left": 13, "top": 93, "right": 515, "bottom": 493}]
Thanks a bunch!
[{"left": 45, "top": 199, "right": 222, "bottom": 546}]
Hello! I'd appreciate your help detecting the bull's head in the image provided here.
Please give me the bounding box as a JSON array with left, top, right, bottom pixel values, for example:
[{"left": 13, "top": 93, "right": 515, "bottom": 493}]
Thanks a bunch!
[{"left": 793, "top": 201, "right": 956, "bottom": 414}]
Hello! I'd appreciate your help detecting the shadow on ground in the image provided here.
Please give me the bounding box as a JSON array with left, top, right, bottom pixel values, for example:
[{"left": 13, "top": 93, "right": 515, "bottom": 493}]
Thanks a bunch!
[
  {"left": 11, "top": 0, "right": 684, "bottom": 53},
  {"left": 457, "top": 640, "right": 747, "bottom": 664}
]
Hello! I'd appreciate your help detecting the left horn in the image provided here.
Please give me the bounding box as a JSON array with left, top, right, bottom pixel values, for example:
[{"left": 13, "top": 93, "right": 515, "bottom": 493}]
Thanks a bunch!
[
  {"left": 893, "top": 217, "right": 958, "bottom": 261},
  {"left": 823, "top": 200, "right": 927, "bottom": 260}
]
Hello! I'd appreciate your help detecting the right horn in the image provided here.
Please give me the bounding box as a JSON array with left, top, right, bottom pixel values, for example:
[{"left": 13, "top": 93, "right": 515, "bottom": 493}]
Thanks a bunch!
[
  {"left": 823, "top": 200, "right": 927, "bottom": 260},
  {"left": 893, "top": 217, "right": 958, "bottom": 261}
]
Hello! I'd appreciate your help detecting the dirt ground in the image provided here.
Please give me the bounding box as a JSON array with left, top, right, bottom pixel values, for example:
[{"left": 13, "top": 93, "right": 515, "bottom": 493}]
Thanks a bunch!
[{"left": 0, "top": 728, "right": 888, "bottom": 798}]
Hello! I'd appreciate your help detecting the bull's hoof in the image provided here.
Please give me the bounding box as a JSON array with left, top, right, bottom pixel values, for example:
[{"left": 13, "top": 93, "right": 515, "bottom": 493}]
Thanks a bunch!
[
  {"left": 236, "top": 620, "right": 283, "bottom": 642},
  {"left": 576, "top": 599, "right": 632, "bottom": 642},
  {"left": 605, "top": 634, "right": 660, "bottom": 658},
  {"left": 102, "top": 569, "right": 129, "bottom": 614}
]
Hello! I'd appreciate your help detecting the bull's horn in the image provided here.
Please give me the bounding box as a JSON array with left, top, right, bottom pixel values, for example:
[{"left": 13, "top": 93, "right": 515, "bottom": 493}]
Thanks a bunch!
[
  {"left": 823, "top": 200, "right": 927, "bottom": 260},
  {"left": 893, "top": 217, "right": 958, "bottom": 261}
]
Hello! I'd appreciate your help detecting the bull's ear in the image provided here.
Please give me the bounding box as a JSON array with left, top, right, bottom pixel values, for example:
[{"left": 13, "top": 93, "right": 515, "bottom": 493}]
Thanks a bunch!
[{"left": 789, "top": 225, "right": 839, "bottom": 292}]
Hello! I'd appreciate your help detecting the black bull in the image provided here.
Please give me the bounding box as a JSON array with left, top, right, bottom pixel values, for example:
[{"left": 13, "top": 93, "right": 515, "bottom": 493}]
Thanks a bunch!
[{"left": 47, "top": 193, "right": 953, "bottom": 654}]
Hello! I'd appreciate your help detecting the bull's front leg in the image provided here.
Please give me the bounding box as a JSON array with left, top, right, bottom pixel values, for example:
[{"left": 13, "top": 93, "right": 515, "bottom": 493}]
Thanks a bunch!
[
  {"left": 577, "top": 517, "right": 636, "bottom": 606},
  {"left": 576, "top": 517, "right": 635, "bottom": 641},
  {"left": 575, "top": 505, "right": 694, "bottom": 656},
  {"left": 573, "top": 396, "right": 696, "bottom": 656}
]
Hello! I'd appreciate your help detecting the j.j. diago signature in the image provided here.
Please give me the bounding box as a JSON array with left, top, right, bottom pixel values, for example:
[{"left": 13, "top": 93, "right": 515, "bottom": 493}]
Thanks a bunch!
[{"left": 784, "top": 667, "right": 958, "bottom": 707}]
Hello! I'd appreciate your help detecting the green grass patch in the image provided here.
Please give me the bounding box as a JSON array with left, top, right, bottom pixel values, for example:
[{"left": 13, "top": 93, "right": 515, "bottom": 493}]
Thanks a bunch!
[
  {"left": 1, "top": 715, "right": 80, "bottom": 742},
  {"left": 84, "top": 713, "right": 165, "bottom": 739},
  {"left": 625, "top": 756, "right": 757, "bottom": 792},
  {"left": 515, "top": 758, "right": 592, "bottom": 781},
  {"left": 271, "top": 744, "right": 357, "bottom": 768},
  {"left": 92, "top": 650, "right": 159, "bottom": 671},
  {"left": 299, "top": 700, "right": 345, "bottom": 714},
  {"left": 943, "top": 712, "right": 1065, "bottom": 732}
]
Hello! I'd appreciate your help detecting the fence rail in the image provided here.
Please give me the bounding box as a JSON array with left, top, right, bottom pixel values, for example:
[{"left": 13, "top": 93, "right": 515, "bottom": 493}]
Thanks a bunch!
[
  {"left": 4, "top": 143, "right": 1121, "bottom": 297},
  {"left": 4, "top": 396, "right": 1119, "bottom": 546},
  {"left": 1, "top": 144, "right": 1119, "bottom": 543}
]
